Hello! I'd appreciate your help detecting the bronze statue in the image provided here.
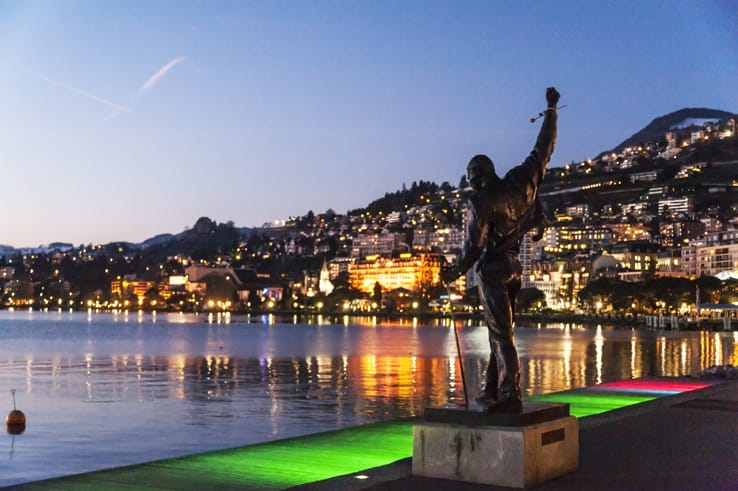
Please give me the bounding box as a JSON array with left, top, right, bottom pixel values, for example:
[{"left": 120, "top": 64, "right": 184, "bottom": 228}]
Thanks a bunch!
[{"left": 441, "top": 87, "right": 559, "bottom": 413}]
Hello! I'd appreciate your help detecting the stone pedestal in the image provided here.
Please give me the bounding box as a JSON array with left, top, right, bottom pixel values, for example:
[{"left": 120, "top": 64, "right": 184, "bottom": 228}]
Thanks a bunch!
[{"left": 412, "top": 403, "right": 578, "bottom": 488}]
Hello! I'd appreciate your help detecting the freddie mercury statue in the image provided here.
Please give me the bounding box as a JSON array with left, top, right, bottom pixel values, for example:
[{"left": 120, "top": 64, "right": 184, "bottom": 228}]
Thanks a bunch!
[{"left": 441, "top": 87, "right": 559, "bottom": 413}]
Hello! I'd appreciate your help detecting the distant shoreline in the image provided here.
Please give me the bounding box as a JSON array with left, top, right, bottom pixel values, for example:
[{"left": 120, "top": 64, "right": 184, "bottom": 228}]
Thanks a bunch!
[{"left": 2, "top": 307, "right": 731, "bottom": 331}]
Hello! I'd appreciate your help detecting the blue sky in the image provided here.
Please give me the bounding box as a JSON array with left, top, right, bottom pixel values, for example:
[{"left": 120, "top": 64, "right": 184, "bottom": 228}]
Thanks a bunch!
[{"left": 1, "top": 0, "right": 736, "bottom": 247}]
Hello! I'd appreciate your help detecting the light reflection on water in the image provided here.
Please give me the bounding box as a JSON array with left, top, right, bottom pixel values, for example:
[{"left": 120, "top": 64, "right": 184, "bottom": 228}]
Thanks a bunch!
[{"left": 1, "top": 310, "right": 737, "bottom": 486}]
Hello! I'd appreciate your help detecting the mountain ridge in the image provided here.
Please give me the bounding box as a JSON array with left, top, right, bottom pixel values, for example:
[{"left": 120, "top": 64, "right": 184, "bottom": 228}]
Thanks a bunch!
[{"left": 607, "top": 107, "right": 734, "bottom": 155}]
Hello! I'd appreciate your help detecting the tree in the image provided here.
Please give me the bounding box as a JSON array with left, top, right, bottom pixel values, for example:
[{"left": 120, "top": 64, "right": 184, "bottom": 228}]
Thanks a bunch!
[
  {"left": 517, "top": 288, "right": 547, "bottom": 312},
  {"left": 144, "top": 286, "right": 164, "bottom": 310},
  {"left": 372, "top": 281, "right": 382, "bottom": 304},
  {"left": 578, "top": 277, "right": 633, "bottom": 313},
  {"left": 247, "top": 289, "right": 261, "bottom": 309},
  {"left": 326, "top": 286, "right": 366, "bottom": 311},
  {"left": 641, "top": 277, "right": 693, "bottom": 312},
  {"left": 332, "top": 271, "right": 350, "bottom": 288},
  {"left": 719, "top": 279, "right": 738, "bottom": 304},
  {"left": 696, "top": 275, "right": 722, "bottom": 304}
]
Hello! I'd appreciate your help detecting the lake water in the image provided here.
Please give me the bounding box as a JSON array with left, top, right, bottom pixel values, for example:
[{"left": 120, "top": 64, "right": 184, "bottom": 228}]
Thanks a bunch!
[{"left": 2, "top": 309, "right": 737, "bottom": 487}]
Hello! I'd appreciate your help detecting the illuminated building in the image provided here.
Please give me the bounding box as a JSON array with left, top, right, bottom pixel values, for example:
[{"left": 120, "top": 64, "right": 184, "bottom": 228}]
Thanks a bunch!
[
  {"left": 657, "top": 196, "right": 694, "bottom": 216},
  {"left": 692, "top": 243, "right": 738, "bottom": 278},
  {"left": 328, "top": 257, "right": 355, "bottom": 279},
  {"left": 656, "top": 249, "right": 684, "bottom": 277},
  {"left": 520, "top": 231, "right": 544, "bottom": 289},
  {"left": 542, "top": 225, "right": 613, "bottom": 254},
  {"left": 607, "top": 241, "right": 660, "bottom": 272},
  {"left": 351, "top": 231, "right": 408, "bottom": 258},
  {"left": 110, "top": 279, "right": 156, "bottom": 303},
  {"left": 348, "top": 253, "right": 446, "bottom": 294},
  {"left": 413, "top": 227, "right": 465, "bottom": 253},
  {"left": 528, "top": 259, "right": 589, "bottom": 310},
  {"left": 681, "top": 231, "right": 738, "bottom": 278},
  {"left": 606, "top": 223, "right": 652, "bottom": 243},
  {"left": 659, "top": 220, "right": 705, "bottom": 247},
  {"left": 319, "top": 258, "right": 334, "bottom": 295}
]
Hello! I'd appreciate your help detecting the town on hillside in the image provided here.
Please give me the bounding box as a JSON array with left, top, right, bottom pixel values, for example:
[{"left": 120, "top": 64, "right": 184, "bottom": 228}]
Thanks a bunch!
[{"left": 1, "top": 113, "right": 737, "bottom": 325}]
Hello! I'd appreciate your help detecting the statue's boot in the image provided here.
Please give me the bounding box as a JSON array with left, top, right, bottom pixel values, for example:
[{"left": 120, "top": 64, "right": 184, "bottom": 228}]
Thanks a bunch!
[
  {"left": 475, "top": 390, "right": 498, "bottom": 406},
  {"left": 475, "top": 356, "right": 499, "bottom": 406},
  {"left": 488, "top": 346, "right": 522, "bottom": 413}
]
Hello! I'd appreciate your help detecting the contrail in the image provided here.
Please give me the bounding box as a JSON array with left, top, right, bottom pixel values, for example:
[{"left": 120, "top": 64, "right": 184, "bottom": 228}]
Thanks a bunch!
[
  {"left": 35, "top": 74, "right": 132, "bottom": 113},
  {"left": 138, "top": 56, "right": 185, "bottom": 94}
]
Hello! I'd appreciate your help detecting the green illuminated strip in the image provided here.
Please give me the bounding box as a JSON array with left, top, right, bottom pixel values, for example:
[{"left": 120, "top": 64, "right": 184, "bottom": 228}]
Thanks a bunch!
[
  {"left": 529, "top": 392, "right": 657, "bottom": 418},
  {"left": 17, "top": 420, "right": 414, "bottom": 491}
]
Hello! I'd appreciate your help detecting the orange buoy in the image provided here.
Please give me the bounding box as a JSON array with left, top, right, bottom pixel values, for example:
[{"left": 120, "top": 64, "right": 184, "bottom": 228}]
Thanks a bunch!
[{"left": 6, "top": 389, "right": 26, "bottom": 435}]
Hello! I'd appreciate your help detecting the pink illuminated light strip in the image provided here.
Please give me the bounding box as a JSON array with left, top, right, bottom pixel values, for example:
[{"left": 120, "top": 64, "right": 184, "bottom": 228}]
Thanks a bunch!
[{"left": 591, "top": 380, "right": 713, "bottom": 394}]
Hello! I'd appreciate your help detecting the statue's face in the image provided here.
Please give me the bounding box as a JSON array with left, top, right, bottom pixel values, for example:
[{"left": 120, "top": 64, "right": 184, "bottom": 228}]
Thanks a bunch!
[
  {"left": 466, "top": 154, "right": 495, "bottom": 191},
  {"left": 467, "top": 163, "right": 486, "bottom": 191}
]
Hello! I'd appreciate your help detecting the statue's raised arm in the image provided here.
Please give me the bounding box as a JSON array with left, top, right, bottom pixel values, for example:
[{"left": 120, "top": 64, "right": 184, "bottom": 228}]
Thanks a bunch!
[{"left": 505, "top": 87, "right": 559, "bottom": 196}]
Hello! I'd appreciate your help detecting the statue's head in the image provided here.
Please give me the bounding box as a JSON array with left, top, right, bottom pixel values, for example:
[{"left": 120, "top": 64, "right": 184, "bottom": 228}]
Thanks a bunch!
[{"left": 466, "top": 154, "right": 496, "bottom": 190}]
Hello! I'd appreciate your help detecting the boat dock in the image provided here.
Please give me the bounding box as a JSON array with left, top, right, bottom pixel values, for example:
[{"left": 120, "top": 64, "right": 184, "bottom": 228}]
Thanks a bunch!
[{"left": 9, "top": 377, "right": 737, "bottom": 490}]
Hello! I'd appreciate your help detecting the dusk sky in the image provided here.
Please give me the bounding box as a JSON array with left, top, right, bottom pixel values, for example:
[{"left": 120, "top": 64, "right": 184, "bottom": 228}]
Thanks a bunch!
[{"left": 1, "top": 1, "right": 735, "bottom": 248}]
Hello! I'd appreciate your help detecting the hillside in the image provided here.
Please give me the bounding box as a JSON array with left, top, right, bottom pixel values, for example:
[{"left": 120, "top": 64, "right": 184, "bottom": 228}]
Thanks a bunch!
[{"left": 609, "top": 107, "right": 734, "bottom": 154}]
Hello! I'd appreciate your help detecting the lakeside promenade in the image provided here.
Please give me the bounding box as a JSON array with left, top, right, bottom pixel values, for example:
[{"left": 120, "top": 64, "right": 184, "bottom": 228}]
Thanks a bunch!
[{"left": 11, "top": 376, "right": 737, "bottom": 490}]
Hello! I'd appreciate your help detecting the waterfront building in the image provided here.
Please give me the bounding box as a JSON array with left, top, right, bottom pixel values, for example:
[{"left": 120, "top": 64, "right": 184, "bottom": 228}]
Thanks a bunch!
[
  {"left": 350, "top": 231, "right": 408, "bottom": 258},
  {"left": 681, "top": 244, "right": 698, "bottom": 277},
  {"left": 658, "top": 219, "right": 706, "bottom": 247},
  {"left": 542, "top": 225, "right": 613, "bottom": 254},
  {"left": 110, "top": 279, "right": 157, "bottom": 304},
  {"left": 647, "top": 185, "right": 669, "bottom": 199},
  {"left": 621, "top": 202, "right": 651, "bottom": 218},
  {"left": 658, "top": 196, "right": 694, "bottom": 216},
  {"left": 681, "top": 230, "right": 738, "bottom": 278},
  {"left": 699, "top": 230, "right": 738, "bottom": 245},
  {"left": 656, "top": 249, "right": 684, "bottom": 276},
  {"left": 700, "top": 217, "right": 723, "bottom": 233},
  {"left": 520, "top": 231, "right": 544, "bottom": 288},
  {"left": 527, "top": 271, "right": 564, "bottom": 309},
  {"left": 185, "top": 265, "right": 224, "bottom": 282},
  {"left": 2, "top": 278, "right": 34, "bottom": 306},
  {"left": 591, "top": 254, "right": 619, "bottom": 279},
  {"left": 328, "top": 257, "right": 355, "bottom": 279},
  {"left": 565, "top": 204, "right": 591, "bottom": 218},
  {"left": 412, "top": 229, "right": 431, "bottom": 252},
  {"left": 348, "top": 253, "right": 445, "bottom": 295},
  {"left": 422, "top": 226, "right": 465, "bottom": 253},
  {"left": 606, "top": 223, "right": 652, "bottom": 243},
  {"left": 528, "top": 257, "right": 589, "bottom": 310},
  {"left": 180, "top": 265, "right": 284, "bottom": 307},
  {"left": 606, "top": 241, "right": 661, "bottom": 273},
  {"left": 629, "top": 170, "right": 659, "bottom": 183},
  {"left": 319, "top": 258, "right": 334, "bottom": 295},
  {"left": 691, "top": 243, "right": 738, "bottom": 278},
  {"left": 385, "top": 211, "right": 404, "bottom": 224}
]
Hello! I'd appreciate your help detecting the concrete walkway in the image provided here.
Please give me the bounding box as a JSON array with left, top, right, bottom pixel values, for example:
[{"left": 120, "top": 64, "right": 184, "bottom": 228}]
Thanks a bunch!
[{"left": 297, "top": 379, "right": 738, "bottom": 490}]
